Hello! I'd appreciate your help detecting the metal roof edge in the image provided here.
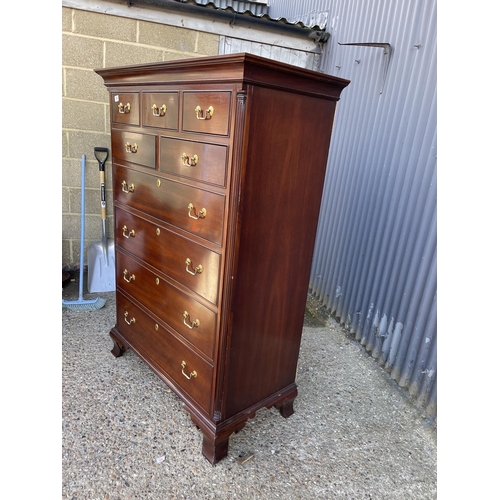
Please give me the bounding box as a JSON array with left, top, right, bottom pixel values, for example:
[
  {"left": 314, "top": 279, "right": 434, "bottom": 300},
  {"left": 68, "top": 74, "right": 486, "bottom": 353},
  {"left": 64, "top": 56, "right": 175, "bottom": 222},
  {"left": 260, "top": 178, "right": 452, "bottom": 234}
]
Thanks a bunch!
[{"left": 125, "top": 0, "right": 330, "bottom": 42}]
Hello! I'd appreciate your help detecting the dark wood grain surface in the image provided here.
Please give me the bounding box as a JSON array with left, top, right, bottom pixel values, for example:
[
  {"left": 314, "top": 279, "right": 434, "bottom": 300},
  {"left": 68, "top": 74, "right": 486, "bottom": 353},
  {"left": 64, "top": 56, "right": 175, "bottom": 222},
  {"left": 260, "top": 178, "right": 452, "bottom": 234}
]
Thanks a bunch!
[{"left": 96, "top": 53, "right": 349, "bottom": 463}]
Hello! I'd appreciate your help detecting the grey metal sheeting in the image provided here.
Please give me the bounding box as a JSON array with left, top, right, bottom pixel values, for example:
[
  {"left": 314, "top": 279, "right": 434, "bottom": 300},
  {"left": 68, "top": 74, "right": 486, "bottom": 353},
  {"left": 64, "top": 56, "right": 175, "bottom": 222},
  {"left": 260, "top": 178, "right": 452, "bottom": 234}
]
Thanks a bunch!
[{"left": 269, "top": 0, "right": 437, "bottom": 418}]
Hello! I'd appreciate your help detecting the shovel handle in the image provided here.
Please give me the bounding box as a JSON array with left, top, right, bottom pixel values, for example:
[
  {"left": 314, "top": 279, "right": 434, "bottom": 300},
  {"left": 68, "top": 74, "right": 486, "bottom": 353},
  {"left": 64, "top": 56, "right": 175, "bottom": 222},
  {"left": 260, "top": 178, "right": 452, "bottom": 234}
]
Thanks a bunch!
[
  {"left": 95, "top": 147, "right": 109, "bottom": 221},
  {"left": 94, "top": 147, "right": 109, "bottom": 171},
  {"left": 100, "top": 171, "right": 107, "bottom": 220}
]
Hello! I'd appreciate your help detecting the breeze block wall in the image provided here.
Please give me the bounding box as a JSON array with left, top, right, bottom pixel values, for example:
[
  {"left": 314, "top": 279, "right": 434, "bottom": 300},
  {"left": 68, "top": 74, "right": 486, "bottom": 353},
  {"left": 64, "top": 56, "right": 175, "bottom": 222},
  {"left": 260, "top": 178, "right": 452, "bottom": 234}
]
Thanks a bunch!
[{"left": 62, "top": 6, "right": 219, "bottom": 268}]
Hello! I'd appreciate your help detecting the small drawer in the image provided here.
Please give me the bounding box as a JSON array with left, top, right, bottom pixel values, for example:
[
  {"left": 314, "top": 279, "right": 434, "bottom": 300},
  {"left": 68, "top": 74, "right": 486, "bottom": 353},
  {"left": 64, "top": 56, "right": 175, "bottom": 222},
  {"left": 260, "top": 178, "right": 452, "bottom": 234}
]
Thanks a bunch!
[
  {"left": 182, "top": 91, "right": 231, "bottom": 136},
  {"left": 116, "top": 291, "right": 213, "bottom": 414},
  {"left": 112, "top": 130, "right": 156, "bottom": 169},
  {"left": 160, "top": 137, "right": 228, "bottom": 187},
  {"left": 142, "top": 92, "right": 179, "bottom": 130},
  {"left": 116, "top": 248, "right": 217, "bottom": 359},
  {"left": 111, "top": 92, "right": 140, "bottom": 125},
  {"left": 114, "top": 165, "right": 225, "bottom": 246},
  {"left": 115, "top": 207, "right": 221, "bottom": 305}
]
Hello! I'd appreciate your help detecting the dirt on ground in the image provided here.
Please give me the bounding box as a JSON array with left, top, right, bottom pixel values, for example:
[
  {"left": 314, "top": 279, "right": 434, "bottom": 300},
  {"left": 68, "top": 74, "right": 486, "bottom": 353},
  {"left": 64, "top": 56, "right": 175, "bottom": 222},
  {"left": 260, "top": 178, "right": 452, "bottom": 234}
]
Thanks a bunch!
[{"left": 303, "top": 292, "right": 333, "bottom": 327}]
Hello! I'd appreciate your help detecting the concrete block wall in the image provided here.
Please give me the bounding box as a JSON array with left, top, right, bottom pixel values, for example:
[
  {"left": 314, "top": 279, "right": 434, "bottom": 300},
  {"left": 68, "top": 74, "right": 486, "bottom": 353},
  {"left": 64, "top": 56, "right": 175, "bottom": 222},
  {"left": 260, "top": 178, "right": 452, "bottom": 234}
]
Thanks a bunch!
[{"left": 62, "top": 6, "right": 220, "bottom": 268}]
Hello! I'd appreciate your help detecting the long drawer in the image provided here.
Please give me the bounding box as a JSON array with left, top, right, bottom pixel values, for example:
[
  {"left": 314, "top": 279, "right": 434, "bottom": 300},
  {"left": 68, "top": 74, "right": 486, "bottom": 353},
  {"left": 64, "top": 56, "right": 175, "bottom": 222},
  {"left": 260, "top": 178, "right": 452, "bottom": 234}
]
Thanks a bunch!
[
  {"left": 115, "top": 206, "right": 221, "bottom": 305},
  {"left": 116, "top": 248, "right": 217, "bottom": 359},
  {"left": 114, "top": 164, "right": 225, "bottom": 245},
  {"left": 116, "top": 291, "right": 213, "bottom": 415}
]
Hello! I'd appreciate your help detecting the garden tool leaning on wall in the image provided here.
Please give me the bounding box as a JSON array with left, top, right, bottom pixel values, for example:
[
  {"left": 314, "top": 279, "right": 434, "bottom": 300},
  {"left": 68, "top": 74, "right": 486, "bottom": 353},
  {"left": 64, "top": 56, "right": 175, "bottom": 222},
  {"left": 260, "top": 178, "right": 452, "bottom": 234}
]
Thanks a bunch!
[{"left": 88, "top": 147, "right": 116, "bottom": 292}]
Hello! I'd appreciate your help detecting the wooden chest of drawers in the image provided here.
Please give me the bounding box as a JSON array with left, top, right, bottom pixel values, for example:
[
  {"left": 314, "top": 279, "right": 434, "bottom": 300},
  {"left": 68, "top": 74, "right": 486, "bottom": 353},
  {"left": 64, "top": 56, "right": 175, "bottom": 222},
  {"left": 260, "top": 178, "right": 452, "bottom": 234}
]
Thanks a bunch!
[{"left": 95, "top": 53, "right": 349, "bottom": 464}]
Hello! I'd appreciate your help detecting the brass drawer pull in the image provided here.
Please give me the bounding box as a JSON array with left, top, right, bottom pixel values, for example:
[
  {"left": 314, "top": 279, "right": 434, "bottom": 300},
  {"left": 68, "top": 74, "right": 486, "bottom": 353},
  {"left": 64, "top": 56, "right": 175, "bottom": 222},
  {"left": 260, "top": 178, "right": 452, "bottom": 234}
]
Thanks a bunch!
[
  {"left": 185, "top": 258, "right": 203, "bottom": 276},
  {"left": 125, "top": 142, "right": 138, "bottom": 153},
  {"left": 195, "top": 105, "right": 214, "bottom": 120},
  {"left": 123, "top": 269, "right": 135, "bottom": 283},
  {"left": 188, "top": 203, "right": 206, "bottom": 220},
  {"left": 124, "top": 311, "right": 136, "bottom": 325},
  {"left": 151, "top": 103, "right": 167, "bottom": 117},
  {"left": 121, "top": 180, "right": 135, "bottom": 193},
  {"left": 183, "top": 311, "right": 200, "bottom": 329},
  {"left": 122, "top": 225, "right": 136, "bottom": 239},
  {"left": 181, "top": 361, "right": 197, "bottom": 380},
  {"left": 118, "top": 102, "right": 131, "bottom": 114},
  {"left": 181, "top": 153, "right": 199, "bottom": 167}
]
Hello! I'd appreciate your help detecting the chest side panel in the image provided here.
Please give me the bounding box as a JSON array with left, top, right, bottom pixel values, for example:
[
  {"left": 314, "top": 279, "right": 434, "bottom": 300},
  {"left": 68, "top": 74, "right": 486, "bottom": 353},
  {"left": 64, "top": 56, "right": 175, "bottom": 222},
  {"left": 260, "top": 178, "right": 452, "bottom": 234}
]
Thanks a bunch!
[{"left": 224, "top": 84, "right": 337, "bottom": 416}]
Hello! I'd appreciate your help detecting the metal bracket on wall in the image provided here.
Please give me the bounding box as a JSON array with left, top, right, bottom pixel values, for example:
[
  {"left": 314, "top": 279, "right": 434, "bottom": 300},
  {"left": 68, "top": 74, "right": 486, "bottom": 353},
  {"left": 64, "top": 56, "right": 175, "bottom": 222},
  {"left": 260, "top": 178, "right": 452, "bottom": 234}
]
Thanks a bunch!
[{"left": 338, "top": 42, "right": 392, "bottom": 94}]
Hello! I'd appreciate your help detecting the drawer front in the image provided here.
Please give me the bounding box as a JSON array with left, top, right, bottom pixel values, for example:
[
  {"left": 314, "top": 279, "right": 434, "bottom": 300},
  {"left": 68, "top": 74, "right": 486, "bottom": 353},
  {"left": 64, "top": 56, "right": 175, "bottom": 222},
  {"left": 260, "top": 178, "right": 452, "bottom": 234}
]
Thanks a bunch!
[
  {"left": 116, "top": 249, "right": 217, "bottom": 359},
  {"left": 182, "top": 91, "right": 231, "bottom": 136},
  {"left": 160, "top": 137, "right": 228, "bottom": 187},
  {"left": 142, "top": 92, "right": 179, "bottom": 130},
  {"left": 112, "top": 130, "right": 156, "bottom": 169},
  {"left": 111, "top": 92, "right": 140, "bottom": 125},
  {"left": 115, "top": 207, "right": 221, "bottom": 305},
  {"left": 114, "top": 165, "right": 225, "bottom": 245},
  {"left": 116, "top": 291, "right": 213, "bottom": 414}
]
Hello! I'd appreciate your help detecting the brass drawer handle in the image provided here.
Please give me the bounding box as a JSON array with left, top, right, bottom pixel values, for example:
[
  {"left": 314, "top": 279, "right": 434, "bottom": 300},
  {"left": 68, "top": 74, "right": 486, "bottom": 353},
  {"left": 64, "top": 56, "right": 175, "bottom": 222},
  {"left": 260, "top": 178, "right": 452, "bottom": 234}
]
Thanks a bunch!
[
  {"left": 181, "top": 361, "right": 197, "bottom": 380},
  {"left": 181, "top": 153, "right": 198, "bottom": 167},
  {"left": 188, "top": 203, "right": 206, "bottom": 220},
  {"left": 151, "top": 104, "right": 166, "bottom": 117},
  {"left": 124, "top": 311, "right": 136, "bottom": 325},
  {"left": 118, "top": 102, "right": 131, "bottom": 114},
  {"left": 195, "top": 105, "right": 214, "bottom": 120},
  {"left": 123, "top": 269, "right": 135, "bottom": 283},
  {"left": 183, "top": 311, "right": 200, "bottom": 329},
  {"left": 122, "top": 225, "right": 136, "bottom": 239},
  {"left": 125, "top": 142, "right": 138, "bottom": 153},
  {"left": 185, "top": 258, "right": 203, "bottom": 276},
  {"left": 121, "top": 180, "right": 135, "bottom": 193}
]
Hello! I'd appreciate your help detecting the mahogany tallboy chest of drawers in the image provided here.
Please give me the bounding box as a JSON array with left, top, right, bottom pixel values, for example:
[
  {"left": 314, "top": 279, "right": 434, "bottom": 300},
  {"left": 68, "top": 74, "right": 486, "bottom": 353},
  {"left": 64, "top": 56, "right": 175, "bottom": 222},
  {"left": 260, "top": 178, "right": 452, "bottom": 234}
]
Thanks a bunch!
[{"left": 95, "top": 53, "right": 349, "bottom": 464}]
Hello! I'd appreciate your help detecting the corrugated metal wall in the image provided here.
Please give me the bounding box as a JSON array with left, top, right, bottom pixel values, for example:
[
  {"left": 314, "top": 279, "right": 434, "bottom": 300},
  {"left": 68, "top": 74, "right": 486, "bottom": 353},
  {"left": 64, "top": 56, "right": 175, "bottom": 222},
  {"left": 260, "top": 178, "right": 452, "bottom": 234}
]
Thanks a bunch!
[{"left": 269, "top": 0, "right": 437, "bottom": 418}]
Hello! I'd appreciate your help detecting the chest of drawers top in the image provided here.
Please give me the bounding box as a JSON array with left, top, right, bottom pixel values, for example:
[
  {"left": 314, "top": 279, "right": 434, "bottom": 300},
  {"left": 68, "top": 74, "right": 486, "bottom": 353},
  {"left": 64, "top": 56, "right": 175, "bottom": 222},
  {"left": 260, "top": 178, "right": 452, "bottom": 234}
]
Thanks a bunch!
[{"left": 96, "top": 52, "right": 347, "bottom": 98}]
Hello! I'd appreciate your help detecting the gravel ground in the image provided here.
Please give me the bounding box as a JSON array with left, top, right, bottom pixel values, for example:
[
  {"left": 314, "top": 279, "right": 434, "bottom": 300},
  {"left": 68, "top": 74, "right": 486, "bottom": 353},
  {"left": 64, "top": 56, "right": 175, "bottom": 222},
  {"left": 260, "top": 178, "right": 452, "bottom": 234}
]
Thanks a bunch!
[{"left": 62, "top": 275, "right": 437, "bottom": 499}]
